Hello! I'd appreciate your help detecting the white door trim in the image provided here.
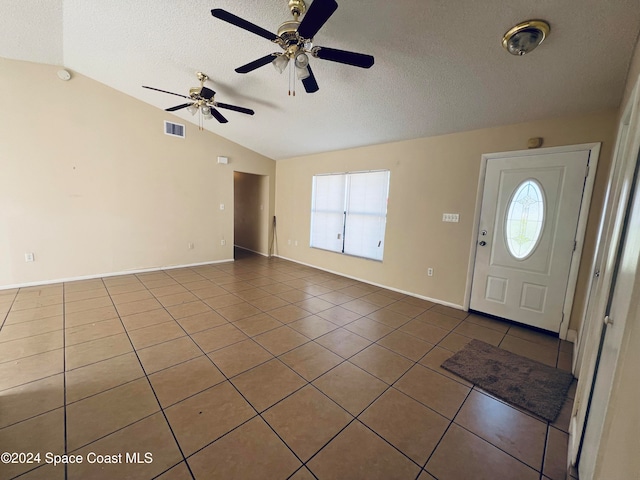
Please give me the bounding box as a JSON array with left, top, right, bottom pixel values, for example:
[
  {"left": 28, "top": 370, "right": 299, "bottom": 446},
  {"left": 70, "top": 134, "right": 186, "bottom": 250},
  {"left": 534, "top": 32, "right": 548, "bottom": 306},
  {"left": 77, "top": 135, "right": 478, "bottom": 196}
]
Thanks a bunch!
[{"left": 464, "top": 143, "right": 601, "bottom": 340}]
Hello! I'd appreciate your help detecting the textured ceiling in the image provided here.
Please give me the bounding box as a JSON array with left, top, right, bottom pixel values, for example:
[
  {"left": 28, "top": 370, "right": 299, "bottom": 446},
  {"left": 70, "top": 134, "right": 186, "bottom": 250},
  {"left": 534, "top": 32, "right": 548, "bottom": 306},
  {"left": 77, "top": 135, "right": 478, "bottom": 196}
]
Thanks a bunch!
[{"left": 2, "top": 0, "right": 639, "bottom": 159}]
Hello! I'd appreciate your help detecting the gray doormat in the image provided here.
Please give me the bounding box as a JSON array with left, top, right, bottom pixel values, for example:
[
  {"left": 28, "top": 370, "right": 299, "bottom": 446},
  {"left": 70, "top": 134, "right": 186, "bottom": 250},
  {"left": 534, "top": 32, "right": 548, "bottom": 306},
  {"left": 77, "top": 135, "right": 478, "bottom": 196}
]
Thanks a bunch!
[{"left": 441, "top": 339, "right": 573, "bottom": 422}]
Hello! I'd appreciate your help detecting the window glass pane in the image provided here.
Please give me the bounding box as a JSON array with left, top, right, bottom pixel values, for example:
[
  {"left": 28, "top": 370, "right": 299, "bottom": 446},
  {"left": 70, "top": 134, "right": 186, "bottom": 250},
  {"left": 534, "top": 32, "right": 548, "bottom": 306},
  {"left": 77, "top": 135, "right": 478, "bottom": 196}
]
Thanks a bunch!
[
  {"left": 344, "top": 171, "right": 390, "bottom": 260},
  {"left": 310, "top": 174, "right": 346, "bottom": 252},
  {"left": 505, "top": 179, "right": 545, "bottom": 259}
]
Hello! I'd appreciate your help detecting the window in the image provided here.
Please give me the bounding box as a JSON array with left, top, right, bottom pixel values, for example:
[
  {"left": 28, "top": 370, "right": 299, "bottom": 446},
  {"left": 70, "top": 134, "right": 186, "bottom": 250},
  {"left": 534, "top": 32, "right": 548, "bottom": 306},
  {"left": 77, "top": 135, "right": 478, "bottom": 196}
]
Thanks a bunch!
[
  {"left": 310, "top": 170, "right": 390, "bottom": 261},
  {"left": 505, "top": 179, "right": 545, "bottom": 259}
]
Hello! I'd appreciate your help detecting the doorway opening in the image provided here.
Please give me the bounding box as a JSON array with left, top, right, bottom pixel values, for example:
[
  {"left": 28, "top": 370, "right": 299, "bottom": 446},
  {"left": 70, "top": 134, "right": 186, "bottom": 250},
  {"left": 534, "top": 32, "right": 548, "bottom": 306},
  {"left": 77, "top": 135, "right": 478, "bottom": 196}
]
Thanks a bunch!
[{"left": 233, "top": 171, "right": 270, "bottom": 258}]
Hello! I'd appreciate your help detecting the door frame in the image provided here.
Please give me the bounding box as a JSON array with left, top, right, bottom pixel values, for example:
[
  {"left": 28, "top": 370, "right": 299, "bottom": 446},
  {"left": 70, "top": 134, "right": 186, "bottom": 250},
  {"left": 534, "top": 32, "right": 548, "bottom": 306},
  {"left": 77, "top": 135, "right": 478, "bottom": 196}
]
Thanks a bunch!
[{"left": 464, "top": 143, "right": 601, "bottom": 340}]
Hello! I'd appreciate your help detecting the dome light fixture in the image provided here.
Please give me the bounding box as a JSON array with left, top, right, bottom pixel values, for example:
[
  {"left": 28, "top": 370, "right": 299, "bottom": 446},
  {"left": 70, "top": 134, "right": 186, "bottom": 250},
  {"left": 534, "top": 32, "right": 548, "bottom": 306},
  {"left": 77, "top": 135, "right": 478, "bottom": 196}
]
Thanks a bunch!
[{"left": 502, "top": 20, "right": 550, "bottom": 56}]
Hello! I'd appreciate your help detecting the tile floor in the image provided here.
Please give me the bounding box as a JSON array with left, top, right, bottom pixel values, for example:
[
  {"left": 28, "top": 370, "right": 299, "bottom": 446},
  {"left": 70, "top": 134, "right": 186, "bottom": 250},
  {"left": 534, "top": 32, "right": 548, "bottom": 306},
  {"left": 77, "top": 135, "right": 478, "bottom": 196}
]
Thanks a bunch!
[{"left": 0, "top": 249, "right": 578, "bottom": 480}]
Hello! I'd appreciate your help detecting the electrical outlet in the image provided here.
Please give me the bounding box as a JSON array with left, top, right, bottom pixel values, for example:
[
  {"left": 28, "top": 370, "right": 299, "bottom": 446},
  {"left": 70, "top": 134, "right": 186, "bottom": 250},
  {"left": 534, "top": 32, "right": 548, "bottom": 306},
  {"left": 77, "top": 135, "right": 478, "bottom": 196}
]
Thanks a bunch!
[
  {"left": 442, "top": 213, "right": 460, "bottom": 223},
  {"left": 220, "top": 239, "right": 226, "bottom": 246},
  {"left": 25, "top": 252, "right": 35, "bottom": 262},
  {"left": 188, "top": 242, "right": 194, "bottom": 250},
  {"left": 427, "top": 268, "right": 434, "bottom": 277}
]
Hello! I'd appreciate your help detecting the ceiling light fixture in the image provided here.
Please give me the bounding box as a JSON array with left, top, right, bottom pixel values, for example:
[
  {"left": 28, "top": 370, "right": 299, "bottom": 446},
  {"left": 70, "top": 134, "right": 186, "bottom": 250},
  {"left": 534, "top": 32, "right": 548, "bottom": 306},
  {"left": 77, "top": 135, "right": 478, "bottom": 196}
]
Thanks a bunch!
[
  {"left": 272, "top": 54, "right": 290, "bottom": 73},
  {"left": 502, "top": 20, "right": 550, "bottom": 56}
]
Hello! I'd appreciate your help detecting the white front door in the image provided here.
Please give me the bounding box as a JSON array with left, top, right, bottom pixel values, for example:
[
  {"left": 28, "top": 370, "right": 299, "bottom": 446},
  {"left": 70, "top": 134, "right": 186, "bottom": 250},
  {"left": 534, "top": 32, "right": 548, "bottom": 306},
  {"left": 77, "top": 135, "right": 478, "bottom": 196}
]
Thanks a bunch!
[{"left": 470, "top": 148, "right": 591, "bottom": 332}]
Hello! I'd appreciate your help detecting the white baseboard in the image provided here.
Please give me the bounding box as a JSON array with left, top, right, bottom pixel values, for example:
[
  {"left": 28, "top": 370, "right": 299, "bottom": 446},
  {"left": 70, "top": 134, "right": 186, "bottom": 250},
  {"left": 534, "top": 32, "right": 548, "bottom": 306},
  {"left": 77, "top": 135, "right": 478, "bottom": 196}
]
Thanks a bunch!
[
  {"left": 274, "top": 254, "right": 465, "bottom": 310},
  {"left": 0, "top": 258, "right": 235, "bottom": 291},
  {"left": 566, "top": 329, "right": 578, "bottom": 344}
]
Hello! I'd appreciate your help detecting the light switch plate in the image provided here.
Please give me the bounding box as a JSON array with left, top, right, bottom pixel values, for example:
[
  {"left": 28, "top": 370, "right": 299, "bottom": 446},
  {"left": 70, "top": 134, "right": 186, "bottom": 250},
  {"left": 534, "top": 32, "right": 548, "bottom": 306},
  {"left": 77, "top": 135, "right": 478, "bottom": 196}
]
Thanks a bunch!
[{"left": 442, "top": 213, "right": 460, "bottom": 223}]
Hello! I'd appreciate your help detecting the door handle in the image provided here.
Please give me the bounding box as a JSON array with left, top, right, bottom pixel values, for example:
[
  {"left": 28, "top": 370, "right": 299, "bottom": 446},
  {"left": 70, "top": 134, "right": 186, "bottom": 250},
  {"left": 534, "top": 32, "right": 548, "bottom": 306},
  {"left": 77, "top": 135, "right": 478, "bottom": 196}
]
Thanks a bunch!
[{"left": 479, "top": 241, "right": 487, "bottom": 246}]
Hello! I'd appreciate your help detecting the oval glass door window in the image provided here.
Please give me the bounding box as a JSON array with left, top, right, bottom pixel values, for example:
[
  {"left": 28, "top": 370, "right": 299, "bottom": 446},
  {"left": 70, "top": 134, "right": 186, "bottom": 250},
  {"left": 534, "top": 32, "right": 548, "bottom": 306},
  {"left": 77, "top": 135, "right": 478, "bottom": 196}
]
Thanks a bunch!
[{"left": 505, "top": 179, "right": 545, "bottom": 259}]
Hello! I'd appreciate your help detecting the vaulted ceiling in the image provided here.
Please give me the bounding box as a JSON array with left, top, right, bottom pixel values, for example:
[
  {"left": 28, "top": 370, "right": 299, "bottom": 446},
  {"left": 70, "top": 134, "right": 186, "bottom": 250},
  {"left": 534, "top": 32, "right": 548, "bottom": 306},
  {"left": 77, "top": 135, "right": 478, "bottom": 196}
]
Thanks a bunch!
[{"left": 2, "top": 0, "right": 639, "bottom": 159}]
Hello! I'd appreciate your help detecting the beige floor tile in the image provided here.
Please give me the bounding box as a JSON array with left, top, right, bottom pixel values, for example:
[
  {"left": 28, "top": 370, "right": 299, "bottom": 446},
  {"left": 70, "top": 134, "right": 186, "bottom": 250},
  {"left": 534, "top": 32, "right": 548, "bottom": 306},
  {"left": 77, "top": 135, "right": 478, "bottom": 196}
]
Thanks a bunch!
[
  {"left": 280, "top": 342, "right": 343, "bottom": 381},
  {"left": 344, "top": 317, "right": 394, "bottom": 342},
  {"left": 261, "top": 282, "right": 297, "bottom": 295},
  {"left": 552, "top": 396, "right": 573, "bottom": 433},
  {"left": 155, "top": 462, "right": 193, "bottom": 480},
  {"left": 263, "top": 385, "right": 352, "bottom": 461},
  {"left": 66, "top": 352, "right": 144, "bottom": 403},
  {"left": 288, "top": 315, "right": 339, "bottom": 339},
  {"left": 289, "top": 467, "right": 316, "bottom": 480},
  {"left": 216, "top": 301, "right": 262, "bottom": 322},
  {"left": 191, "top": 323, "right": 248, "bottom": 353},
  {"left": 350, "top": 344, "right": 413, "bottom": 384},
  {"left": 376, "top": 330, "right": 433, "bottom": 361},
  {"left": 14, "top": 463, "right": 65, "bottom": 480},
  {"left": 137, "top": 336, "right": 202, "bottom": 374},
  {"left": 120, "top": 308, "right": 173, "bottom": 331},
  {"left": 557, "top": 350, "right": 572, "bottom": 372},
  {"left": 415, "top": 310, "right": 464, "bottom": 331},
  {"left": 65, "top": 296, "right": 114, "bottom": 314},
  {"left": 234, "top": 287, "right": 272, "bottom": 302},
  {"left": 308, "top": 420, "right": 420, "bottom": 480},
  {"left": 418, "top": 470, "right": 437, "bottom": 480},
  {"left": 64, "top": 318, "right": 124, "bottom": 346},
  {"left": 0, "top": 373, "right": 64, "bottom": 428},
  {"left": 233, "top": 312, "right": 283, "bottom": 337},
  {"left": 400, "top": 319, "right": 449, "bottom": 344},
  {"left": 68, "top": 413, "right": 182, "bottom": 480},
  {"left": 299, "top": 284, "right": 332, "bottom": 296},
  {"left": 128, "top": 320, "right": 185, "bottom": 350},
  {"left": 295, "top": 297, "right": 335, "bottom": 314},
  {"left": 360, "top": 388, "right": 449, "bottom": 464},
  {"left": 313, "top": 362, "right": 387, "bottom": 415},
  {"left": 0, "top": 349, "right": 64, "bottom": 391},
  {"left": 316, "top": 305, "right": 362, "bottom": 326},
  {"left": 66, "top": 377, "right": 159, "bottom": 451},
  {"left": 403, "top": 297, "right": 435, "bottom": 309},
  {"left": 110, "top": 288, "right": 155, "bottom": 305},
  {"left": 188, "top": 416, "right": 301, "bottom": 480},
  {"left": 208, "top": 339, "right": 273, "bottom": 378},
  {"left": 115, "top": 298, "right": 163, "bottom": 317},
  {"left": 366, "top": 308, "right": 412, "bottom": 328},
  {"left": 455, "top": 390, "right": 547, "bottom": 470},
  {"left": 341, "top": 298, "right": 380, "bottom": 316},
  {"left": 165, "top": 300, "right": 211, "bottom": 319},
  {"left": 544, "top": 426, "right": 570, "bottom": 480},
  {"left": 315, "top": 328, "right": 372, "bottom": 358},
  {"left": 386, "top": 300, "right": 429, "bottom": 318},
  {"left": 418, "top": 346, "right": 472, "bottom": 386},
  {"left": 12, "top": 294, "right": 63, "bottom": 311},
  {"left": 338, "top": 285, "right": 375, "bottom": 298},
  {"left": 64, "top": 305, "right": 118, "bottom": 328},
  {"left": 231, "top": 359, "right": 306, "bottom": 412},
  {"left": 508, "top": 325, "right": 560, "bottom": 349},
  {"left": 360, "top": 292, "right": 396, "bottom": 307},
  {"left": 65, "top": 332, "right": 133, "bottom": 370},
  {"left": 267, "top": 304, "right": 310, "bottom": 324},
  {"left": 165, "top": 380, "right": 255, "bottom": 455},
  {"left": 465, "top": 313, "right": 511, "bottom": 333},
  {"left": 430, "top": 304, "right": 469, "bottom": 320},
  {"left": 278, "top": 289, "right": 316, "bottom": 303},
  {"left": 453, "top": 320, "right": 506, "bottom": 346},
  {"left": 176, "top": 310, "right": 228, "bottom": 334},
  {"left": 5, "top": 304, "right": 63, "bottom": 324},
  {"left": 64, "top": 279, "right": 104, "bottom": 293},
  {"left": 149, "top": 284, "right": 188, "bottom": 297},
  {"left": 395, "top": 365, "right": 470, "bottom": 419},
  {"left": 248, "top": 294, "right": 290, "bottom": 312},
  {"left": 105, "top": 282, "right": 147, "bottom": 295},
  {"left": 203, "top": 293, "right": 244, "bottom": 309},
  {"left": 0, "top": 408, "right": 65, "bottom": 478},
  {"left": 149, "top": 355, "right": 225, "bottom": 407},
  {"left": 64, "top": 287, "right": 108, "bottom": 303},
  {"left": 438, "top": 332, "right": 474, "bottom": 352},
  {"left": 157, "top": 291, "right": 198, "bottom": 308},
  {"left": 254, "top": 325, "right": 309, "bottom": 355},
  {"left": 427, "top": 423, "right": 538, "bottom": 480},
  {"left": 500, "top": 335, "right": 558, "bottom": 367},
  {"left": 141, "top": 278, "right": 179, "bottom": 289},
  {"left": 0, "top": 330, "right": 63, "bottom": 362}
]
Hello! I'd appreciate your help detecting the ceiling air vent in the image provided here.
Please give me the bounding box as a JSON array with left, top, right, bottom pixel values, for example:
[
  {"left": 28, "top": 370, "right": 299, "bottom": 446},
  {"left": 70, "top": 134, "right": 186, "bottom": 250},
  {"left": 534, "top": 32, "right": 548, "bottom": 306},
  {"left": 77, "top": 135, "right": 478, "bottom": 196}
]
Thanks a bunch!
[{"left": 164, "top": 120, "right": 185, "bottom": 138}]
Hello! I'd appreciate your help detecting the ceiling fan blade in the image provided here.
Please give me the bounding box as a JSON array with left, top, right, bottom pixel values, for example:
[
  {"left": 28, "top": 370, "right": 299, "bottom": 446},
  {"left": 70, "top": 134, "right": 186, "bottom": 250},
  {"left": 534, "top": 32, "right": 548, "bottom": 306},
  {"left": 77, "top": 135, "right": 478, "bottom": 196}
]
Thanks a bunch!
[
  {"left": 235, "top": 54, "right": 278, "bottom": 74},
  {"left": 210, "top": 107, "right": 229, "bottom": 124},
  {"left": 211, "top": 9, "right": 278, "bottom": 42},
  {"left": 165, "top": 103, "right": 193, "bottom": 112},
  {"left": 297, "top": 0, "right": 338, "bottom": 39},
  {"left": 142, "top": 86, "right": 189, "bottom": 99},
  {"left": 314, "top": 46, "right": 375, "bottom": 68},
  {"left": 302, "top": 65, "right": 319, "bottom": 93},
  {"left": 215, "top": 103, "right": 255, "bottom": 116},
  {"left": 200, "top": 86, "right": 216, "bottom": 100}
]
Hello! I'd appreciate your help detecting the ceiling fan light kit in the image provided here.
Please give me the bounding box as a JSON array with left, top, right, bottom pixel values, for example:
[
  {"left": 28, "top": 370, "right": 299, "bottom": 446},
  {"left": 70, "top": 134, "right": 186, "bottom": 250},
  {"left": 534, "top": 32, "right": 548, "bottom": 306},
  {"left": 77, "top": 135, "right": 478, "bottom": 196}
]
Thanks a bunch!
[
  {"left": 502, "top": 20, "right": 550, "bottom": 56},
  {"left": 212, "top": 0, "right": 375, "bottom": 95}
]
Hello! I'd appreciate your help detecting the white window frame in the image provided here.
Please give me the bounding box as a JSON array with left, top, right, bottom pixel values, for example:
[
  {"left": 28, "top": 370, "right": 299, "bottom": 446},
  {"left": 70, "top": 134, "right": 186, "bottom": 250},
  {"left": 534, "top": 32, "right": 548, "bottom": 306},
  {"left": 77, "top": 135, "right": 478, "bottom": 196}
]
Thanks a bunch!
[{"left": 310, "top": 170, "right": 390, "bottom": 261}]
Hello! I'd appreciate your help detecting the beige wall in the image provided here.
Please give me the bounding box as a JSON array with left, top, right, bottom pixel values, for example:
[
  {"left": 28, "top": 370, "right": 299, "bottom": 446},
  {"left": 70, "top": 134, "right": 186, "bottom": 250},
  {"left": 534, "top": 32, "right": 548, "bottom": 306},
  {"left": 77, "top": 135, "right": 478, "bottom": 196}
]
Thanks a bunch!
[
  {"left": 0, "top": 58, "right": 275, "bottom": 288},
  {"left": 275, "top": 110, "right": 617, "bottom": 331},
  {"left": 593, "top": 36, "right": 640, "bottom": 480},
  {"left": 234, "top": 171, "right": 269, "bottom": 254}
]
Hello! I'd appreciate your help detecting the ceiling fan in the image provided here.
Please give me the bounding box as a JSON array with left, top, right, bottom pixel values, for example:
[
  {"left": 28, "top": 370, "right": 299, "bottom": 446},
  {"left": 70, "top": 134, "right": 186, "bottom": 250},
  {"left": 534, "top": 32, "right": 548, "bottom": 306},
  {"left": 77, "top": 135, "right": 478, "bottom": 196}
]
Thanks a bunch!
[
  {"left": 142, "top": 72, "right": 254, "bottom": 123},
  {"left": 212, "top": 0, "right": 375, "bottom": 95}
]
